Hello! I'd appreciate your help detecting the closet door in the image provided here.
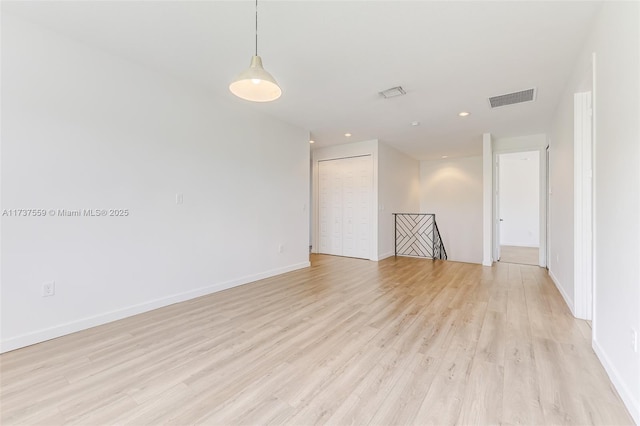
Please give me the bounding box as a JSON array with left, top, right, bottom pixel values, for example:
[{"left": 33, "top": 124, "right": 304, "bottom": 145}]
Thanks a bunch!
[
  {"left": 354, "top": 155, "right": 372, "bottom": 259},
  {"left": 318, "top": 156, "right": 372, "bottom": 259},
  {"left": 318, "top": 159, "right": 342, "bottom": 256},
  {"left": 342, "top": 159, "right": 357, "bottom": 256}
]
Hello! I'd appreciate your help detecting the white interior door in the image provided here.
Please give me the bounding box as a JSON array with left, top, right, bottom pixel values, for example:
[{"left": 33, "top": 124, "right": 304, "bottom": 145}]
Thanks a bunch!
[
  {"left": 318, "top": 160, "right": 341, "bottom": 256},
  {"left": 355, "top": 157, "right": 372, "bottom": 258},
  {"left": 343, "top": 156, "right": 372, "bottom": 258},
  {"left": 342, "top": 163, "right": 356, "bottom": 256},
  {"left": 318, "top": 156, "right": 372, "bottom": 259}
]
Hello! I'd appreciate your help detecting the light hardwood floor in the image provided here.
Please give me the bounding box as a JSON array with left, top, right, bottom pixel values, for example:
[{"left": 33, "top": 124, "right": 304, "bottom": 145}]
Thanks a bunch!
[
  {"left": 500, "top": 245, "right": 539, "bottom": 266},
  {"left": 0, "top": 255, "right": 633, "bottom": 425}
]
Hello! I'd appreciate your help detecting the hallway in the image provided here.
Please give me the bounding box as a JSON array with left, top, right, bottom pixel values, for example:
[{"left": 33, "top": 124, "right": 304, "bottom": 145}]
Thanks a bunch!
[{"left": 500, "top": 245, "right": 539, "bottom": 265}]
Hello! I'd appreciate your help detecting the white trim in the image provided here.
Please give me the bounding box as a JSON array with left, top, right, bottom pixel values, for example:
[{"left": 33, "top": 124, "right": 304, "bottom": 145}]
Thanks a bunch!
[
  {"left": 573, "top": 91, "right": 593, "bottom": 320},
  {"left": 593, "top": 339, "right": 640, "bottom": 425},
  {"left": 493, "top": 153, "right": 501, "bottom": 262},
  {"left": 539, "top": 147, "right": 548, "bottom": 268},
  {"left": 0, "top": 261, "right": 311, "bottom": 353},
  {"left": 549, "top": 270, "right": 575, "bottom": 315},
  {"left": 497, "top": 243, "right": 540, "bottom": 248},
  {"left": 377, "top": 251, "right": 395, "bottom": 261},
  {"left": 482, "top": 133, "right": 493, "bottom": 266},
  {"left": 546, "top": 144, "right": 551, "bottom": 270},
  {"left": 591, "top": 51, "right": 599, "bottom": 342}
]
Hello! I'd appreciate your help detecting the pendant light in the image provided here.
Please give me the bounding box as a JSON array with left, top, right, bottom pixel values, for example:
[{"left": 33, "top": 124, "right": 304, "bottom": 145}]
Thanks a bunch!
[{"left": 229, "top": 0, "right": 282, "bottom": 102}]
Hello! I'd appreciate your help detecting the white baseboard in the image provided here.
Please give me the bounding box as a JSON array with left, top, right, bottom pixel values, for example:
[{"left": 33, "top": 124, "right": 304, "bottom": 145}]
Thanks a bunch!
[
  {"left": 548, "top": 270, "right": 575, "bottom": 315},
  {"left": 0, "top": 261, "right": 310, "bottom": 353},
  {"left": 377, "top": 251, "right": 395, "bottom": 261},
  {"left": 592, "top": 338, "right": 640, "bottom": 424}
]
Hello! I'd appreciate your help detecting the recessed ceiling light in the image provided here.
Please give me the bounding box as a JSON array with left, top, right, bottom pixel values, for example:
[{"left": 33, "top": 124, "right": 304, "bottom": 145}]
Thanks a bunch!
[
  {"left": 309, "top": 140, "right": 315, "bottom": 144},
  {"left": 411, "top": 121, "right": 420, "bottom": 126},
  {"left": 441, "top": 155, "right": 448, "bottom": 158},
  {"left": 345, "top": 133, "right": 352, "bottom": 137},
  {"left": 458, "top": 111, "right": 470, "bottom": 117}
]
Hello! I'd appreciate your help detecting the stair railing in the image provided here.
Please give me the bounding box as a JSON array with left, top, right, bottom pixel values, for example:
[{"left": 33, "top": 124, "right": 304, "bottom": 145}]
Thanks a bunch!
[{"left": 393, "top": 213, "right": 447, "bottom": 260}]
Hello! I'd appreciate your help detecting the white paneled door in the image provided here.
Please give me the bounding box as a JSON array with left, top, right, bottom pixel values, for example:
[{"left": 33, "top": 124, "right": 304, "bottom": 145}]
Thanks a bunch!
[{"left": 318, "top": 156, "right": 372, "bottom": 259}]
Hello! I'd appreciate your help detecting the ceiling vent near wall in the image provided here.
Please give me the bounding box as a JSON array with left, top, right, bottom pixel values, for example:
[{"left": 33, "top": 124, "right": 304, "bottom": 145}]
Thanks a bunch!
[
  {"left": 488, "top": 88, "right": 536, "bottom": 108},
  {"left": 379, "top": 86, "right": 406, "bottom": 99}
]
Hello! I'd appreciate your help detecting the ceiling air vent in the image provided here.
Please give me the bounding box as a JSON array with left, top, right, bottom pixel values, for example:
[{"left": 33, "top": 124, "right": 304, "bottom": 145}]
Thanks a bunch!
[
  {"left": 488, "top": 88, "right": 536, "bottom": 108},
  {"left": 379, "top": 86, "right": 406, "bottom": 99}
]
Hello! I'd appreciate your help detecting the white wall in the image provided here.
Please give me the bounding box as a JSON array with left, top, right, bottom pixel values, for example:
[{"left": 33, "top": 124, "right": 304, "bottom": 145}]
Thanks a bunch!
[
  {"left": 549, "top": 83, "right": 579, "bottom": 310},
  {"left": 311, "top": 140, "right": 379, "bottom": 260},
  {"left": 420, "top": 156, "right": 483, "bottom": 264},
  {"left": 493, "top": 134, "right": 547, "bottom": 153},
  {"left": 550, "top": 2, "right": 640, "bottom": 422},
  {"left": 1, "top": 15, "right": 311, "bottom": 352},
  {"left": 378, "top": 142, "right": 420, "bottom": 259},
  {"left": 499, "top": 151, "right": 540, "bottom": 247},
  {"left": 590, "top": 2, "right": 640, "bottom": 422}
]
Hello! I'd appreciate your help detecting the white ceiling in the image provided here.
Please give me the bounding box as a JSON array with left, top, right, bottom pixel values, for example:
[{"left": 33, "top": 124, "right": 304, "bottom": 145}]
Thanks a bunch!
[{"left": 3, "top": 1, "right": 601, "bottom": 160}]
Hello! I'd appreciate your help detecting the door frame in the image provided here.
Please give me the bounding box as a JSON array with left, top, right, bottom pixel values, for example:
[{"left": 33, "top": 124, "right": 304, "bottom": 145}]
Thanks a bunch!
[
  {"left": 311, "top": 142, "right": 379, "bottom": 261},
  {"left": 546, "top": 145, "right": 551, "bottom": 270},
  {"left": 573, "top": 91, "right": 594, "bottom": 320},
  {"left": 492, "top": 147, "right": 548, "bottom": 267},
  {"left": 317, "top": 155, "right": 373, "bottom": 259},
  {"left": 493, "top": 155, "right": 501, "bottom": 262}
]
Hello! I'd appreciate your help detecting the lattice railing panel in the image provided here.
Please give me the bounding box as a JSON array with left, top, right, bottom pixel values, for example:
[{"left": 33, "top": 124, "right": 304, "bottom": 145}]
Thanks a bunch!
[{"left": 394, "top": 213, "right": 447, "bottom": 260}]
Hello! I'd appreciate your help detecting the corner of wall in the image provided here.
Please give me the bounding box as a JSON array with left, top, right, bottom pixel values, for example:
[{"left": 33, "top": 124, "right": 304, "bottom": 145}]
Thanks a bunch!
[
  {"left": 592, "top": 339, "right": 640, "bottom": 425},
  {"left": 548, "top": 269, "right": 575, "bottom": 315}
]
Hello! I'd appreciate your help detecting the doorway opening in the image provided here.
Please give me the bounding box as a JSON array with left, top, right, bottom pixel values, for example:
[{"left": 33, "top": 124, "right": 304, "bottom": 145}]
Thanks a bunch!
[{"left": 497, "top": 150, "right": 541, "bottom": 265}]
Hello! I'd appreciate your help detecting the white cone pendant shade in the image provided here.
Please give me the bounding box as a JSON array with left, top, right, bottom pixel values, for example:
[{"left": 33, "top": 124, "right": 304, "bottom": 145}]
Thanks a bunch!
[{"left": 229, "top": 56, "right": 282, "bottom": 102}]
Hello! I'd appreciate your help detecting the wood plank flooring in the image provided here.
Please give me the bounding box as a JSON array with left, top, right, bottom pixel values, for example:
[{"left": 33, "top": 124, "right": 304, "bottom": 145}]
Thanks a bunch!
[
  {"left": 0, "top": 254, "right": 633, "bottom": 425},
  {"left": 499, "top": 245, "right": 539, "bottom": 266}
]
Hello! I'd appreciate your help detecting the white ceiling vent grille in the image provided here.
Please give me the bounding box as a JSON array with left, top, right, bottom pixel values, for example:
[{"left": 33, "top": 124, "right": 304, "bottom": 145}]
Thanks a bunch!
[
  {"left": 489, "top": 88, "right": 536, "bottom": 108},
  {"left": 379, "top": 86, "right": 406, "bottom": 99}
]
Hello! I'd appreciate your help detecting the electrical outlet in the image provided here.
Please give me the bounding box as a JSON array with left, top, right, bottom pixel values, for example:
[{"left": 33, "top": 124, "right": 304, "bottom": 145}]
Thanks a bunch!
[
  {"left": 278, "top": 244, "right": 284, "bottom": 253},
  {"left": 631, "top": 329, "right": 638, "bottom": 353},
  {"left": 176, "top": 193, "right": 184, "bottom": 205},
  {"left": 42, "top": 281, "right": 55, "bottom": 297}
]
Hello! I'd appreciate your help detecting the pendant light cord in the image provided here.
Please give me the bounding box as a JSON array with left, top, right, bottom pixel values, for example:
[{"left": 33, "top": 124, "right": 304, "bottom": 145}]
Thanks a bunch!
[{"left": 255, "top": 0, "right": 258, "bottom": 56}]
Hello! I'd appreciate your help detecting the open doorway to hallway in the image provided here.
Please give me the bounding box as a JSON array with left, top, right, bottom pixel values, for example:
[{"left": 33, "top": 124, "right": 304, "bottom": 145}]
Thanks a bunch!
[{"left": 498, "top": 150, "right": 540, "bottom": 265}]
